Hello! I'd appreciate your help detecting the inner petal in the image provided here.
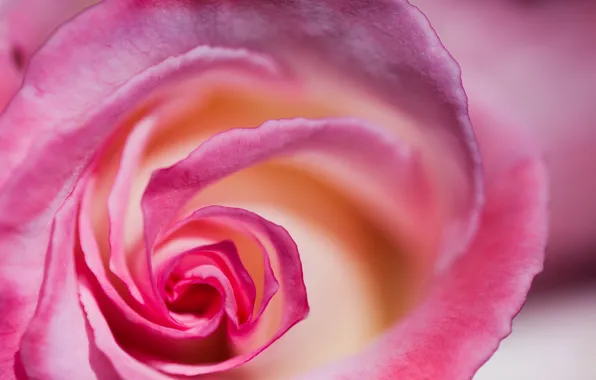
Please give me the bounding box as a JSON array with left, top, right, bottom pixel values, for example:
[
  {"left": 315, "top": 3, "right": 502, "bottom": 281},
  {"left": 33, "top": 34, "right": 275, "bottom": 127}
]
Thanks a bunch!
[
  {"left": 155, "top": 223, "right": 275, "bottom": 320},
  {"left": 190, "top": 163, "right": 420, "bottom": 379},
  {"left": 156, "top": 240, "right": 260, "bottom": 329},
  {"left": 166, "top": 281, "right": 222, "bottom": 317}
]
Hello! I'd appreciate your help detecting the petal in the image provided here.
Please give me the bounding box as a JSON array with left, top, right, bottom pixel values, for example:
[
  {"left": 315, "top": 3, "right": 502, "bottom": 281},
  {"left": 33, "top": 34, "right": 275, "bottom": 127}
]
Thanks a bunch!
[
  {"left": 146, "top": 206, "right": 308, "bottom": 376},
  {"left": 0, "top": 0, "right": 481, "bottom": 258},
  {"left": 80, "top": 204, "right": 304, "bottom": 377},
  {"left": 107, "top": 117, "right": 156, "bottom": 305},
  {"left": 412, "top": 0, "right": 596, "bottom": 256},
  {"left": 163, "top": 217, "right": 279, "bottom": 331},
  {"left": 80, "top": 172, "right": 231, "bottom": 336},
  {"left": 288, "top": 96, "right": 549, "bottom": 379},
  {"left": 18, "top": 190, "right": 118, "bottom": 379},
  {"left": 0, "top": 0, "right": 95, "bottom": 110},
  {"left": 292, "top": 157, "right": 548, "bottom": 380},
  {"left": 156, "top": 240, "right": 258, "bottom": 327}
]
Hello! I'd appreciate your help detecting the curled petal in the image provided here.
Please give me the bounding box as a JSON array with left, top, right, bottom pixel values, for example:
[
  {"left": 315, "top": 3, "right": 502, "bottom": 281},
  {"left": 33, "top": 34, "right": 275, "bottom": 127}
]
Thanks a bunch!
[
  {"left": 157, "top": 241, "right": 256, "bottom": 328},
  {"left": 143, "top": 117, "right": 432, "bottom": 266},
  {"left": 107, "top": 117, "right": 156, "bottom": 305},
  {"left": 153, "top": 227, "right": 279, "bottom": 330},
  {"left": 0, "top": 43, "right": 277, "bottom": 377},
  {"left": 149, "top": 206, "right": 308, "bottom": 376}
]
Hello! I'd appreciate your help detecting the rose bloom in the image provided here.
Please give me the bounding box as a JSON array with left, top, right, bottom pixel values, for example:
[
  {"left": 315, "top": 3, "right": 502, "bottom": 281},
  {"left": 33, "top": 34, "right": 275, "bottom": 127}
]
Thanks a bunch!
[
  {"left": 409, "top": 0, "right": 596, "bottom": 378},
  {"left": 0, "top": 1, "right": 548, "bottom": 380}
]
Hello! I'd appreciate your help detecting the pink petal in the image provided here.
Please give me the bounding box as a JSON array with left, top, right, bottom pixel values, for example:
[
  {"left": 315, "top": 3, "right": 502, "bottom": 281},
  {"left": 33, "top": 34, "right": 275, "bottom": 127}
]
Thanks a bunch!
[
  {"left": 287, "top": 88, "right": 550, "bottom": 379},
  {"left": 0, "top": 0, "right": 95, "bottom": 110},
  {"left": 79, "top": 172, "right": 234, "bottom": 336},
  {"left": 164, "top": 265, "right": 233, "bottom": 329},
  {"left": 142, "top": 116, "right": 435, "bottom": 269},
  {"left": 158, "top": 241, "right": 257, "bottom": 329},
  {"left": 0, "top": 0, "right": 481, "bottom": 255},
  {"left": 142, "top": 205, "right": 308, "bottom": 376},
  {"left": 79, "top": 204, "right": 304, "bottom": 377},
  {"left": 164, "top": 215, "right": 279, "bottom": 332},
  {"left": 18, "top": 190, "right": 118, "bottom": 379},
  {"left": 107, "top": 117, "right": 156, "bottom": 306},
  {"left": 412, "top": 0, "right": 596, "bottom": 256},
  {"left": 292, "top": 158, "right": 548, "bottom": 380}
]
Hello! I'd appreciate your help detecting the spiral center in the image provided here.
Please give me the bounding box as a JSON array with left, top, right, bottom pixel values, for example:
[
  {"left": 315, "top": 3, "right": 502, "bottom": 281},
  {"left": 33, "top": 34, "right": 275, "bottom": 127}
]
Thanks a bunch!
[{"left": 165, "top": 280, "right": 222, "bottom": 317}]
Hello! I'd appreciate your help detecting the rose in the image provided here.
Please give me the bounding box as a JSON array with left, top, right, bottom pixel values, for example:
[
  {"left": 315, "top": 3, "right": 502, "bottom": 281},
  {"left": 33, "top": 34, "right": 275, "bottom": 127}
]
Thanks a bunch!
[
  {"left": 408, "top": 0, "right": 596, "bottom": 377},
  {"left": 0, "top": 1, "right": 548, "bottom": 379}
]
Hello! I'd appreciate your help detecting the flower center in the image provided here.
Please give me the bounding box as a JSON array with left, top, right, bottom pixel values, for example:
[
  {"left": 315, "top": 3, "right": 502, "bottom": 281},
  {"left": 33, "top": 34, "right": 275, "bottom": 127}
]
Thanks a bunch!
[{"left": 165, "top": 280, "right": 222, "bottom": 317}]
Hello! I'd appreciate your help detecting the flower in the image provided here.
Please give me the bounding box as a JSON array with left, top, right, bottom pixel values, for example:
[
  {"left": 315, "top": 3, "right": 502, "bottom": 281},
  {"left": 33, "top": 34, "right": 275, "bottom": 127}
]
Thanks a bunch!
[{"left": 0, "top": 1, "right": 548, "bottom": 379}]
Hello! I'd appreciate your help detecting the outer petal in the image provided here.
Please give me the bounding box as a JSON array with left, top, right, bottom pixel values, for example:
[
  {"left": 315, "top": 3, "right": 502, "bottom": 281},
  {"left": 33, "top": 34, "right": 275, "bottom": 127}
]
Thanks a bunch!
[
  {"left": 0, "top": 0, "right": 95, "bottom": 110},
  {"left": 412, "top": 0, "right": 596, "bottom": 256},
  {"left": 292, "top": 154, "right": 548, "bottom": 379},
  {"left": 18, "top": 191, "right": 118, "bottom": 379}
]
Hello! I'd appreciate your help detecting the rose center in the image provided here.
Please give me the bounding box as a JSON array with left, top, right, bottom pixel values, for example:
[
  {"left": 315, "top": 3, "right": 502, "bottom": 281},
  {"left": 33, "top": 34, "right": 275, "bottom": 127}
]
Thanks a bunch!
[{"left": 164, "top": 280, "right": 222, "bottom": 317}]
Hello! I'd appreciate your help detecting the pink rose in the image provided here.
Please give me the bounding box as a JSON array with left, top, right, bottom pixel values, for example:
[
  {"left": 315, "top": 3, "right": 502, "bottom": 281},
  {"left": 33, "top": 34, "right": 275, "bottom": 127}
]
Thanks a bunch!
[{"left": 0, "top": 1, "right": 548, "bottom": 379}]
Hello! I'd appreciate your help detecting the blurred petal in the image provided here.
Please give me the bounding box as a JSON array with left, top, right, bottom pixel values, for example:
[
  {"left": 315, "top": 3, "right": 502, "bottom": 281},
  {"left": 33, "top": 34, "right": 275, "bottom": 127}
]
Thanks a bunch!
[
  {"left": 412, "top": 0, "right": 596, "bottom": 255},
  {"left": 156, "top": 240, "right": 258, "bottom": 328}
]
